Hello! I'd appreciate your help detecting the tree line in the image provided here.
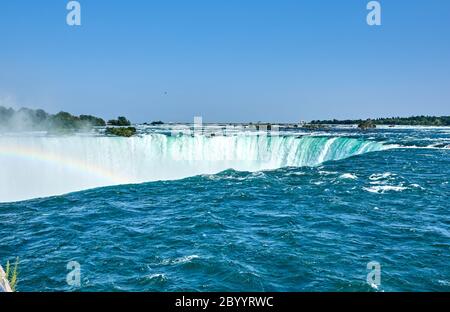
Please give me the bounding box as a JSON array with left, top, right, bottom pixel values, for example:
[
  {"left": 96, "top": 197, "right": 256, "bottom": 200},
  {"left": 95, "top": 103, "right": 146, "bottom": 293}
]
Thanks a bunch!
[
  {"left": 310, "top": 116, "right": 450, "bottom": 126},
  {"left": 0, "top": 106, "right": 131, "bottom": 132}
]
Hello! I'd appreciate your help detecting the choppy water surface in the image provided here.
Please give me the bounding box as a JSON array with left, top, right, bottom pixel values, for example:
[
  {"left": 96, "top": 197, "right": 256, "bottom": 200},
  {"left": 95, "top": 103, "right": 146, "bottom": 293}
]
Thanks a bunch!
[{"left": 0, "top": 127, "right": 449, "bottom": 291}]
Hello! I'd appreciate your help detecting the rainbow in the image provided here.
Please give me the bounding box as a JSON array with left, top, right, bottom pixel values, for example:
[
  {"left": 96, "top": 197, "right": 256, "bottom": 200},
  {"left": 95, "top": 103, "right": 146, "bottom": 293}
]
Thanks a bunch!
[{"left": 0, "top": 144, "right": 130, "bottom": 184}]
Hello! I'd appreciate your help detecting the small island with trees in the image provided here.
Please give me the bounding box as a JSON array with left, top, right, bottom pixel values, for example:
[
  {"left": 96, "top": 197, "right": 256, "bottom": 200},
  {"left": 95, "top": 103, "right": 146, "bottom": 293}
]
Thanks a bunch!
[{"left": 105, "top": 116, "right": 137, "bottom": 137}]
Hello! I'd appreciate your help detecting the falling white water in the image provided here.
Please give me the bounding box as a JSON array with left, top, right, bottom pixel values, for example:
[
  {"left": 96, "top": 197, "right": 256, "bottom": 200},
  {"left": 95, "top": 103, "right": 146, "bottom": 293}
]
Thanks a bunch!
[{"left": 0, "top": 134, "right": 388, "bottom": 202}]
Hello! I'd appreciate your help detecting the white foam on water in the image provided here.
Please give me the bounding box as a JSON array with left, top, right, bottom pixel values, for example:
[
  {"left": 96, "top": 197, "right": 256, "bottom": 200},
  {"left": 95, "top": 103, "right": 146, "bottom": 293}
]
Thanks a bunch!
[
  {"left": 363, "top": 185, "right": 408, "bottom": 194},
  {"left": 161, "top": 255, "right": 200, "bottom": 265},
  {"left": 146, "top": 273, "right": 167, "bottom": 280},
  {"left": 339, "top": 173, "right": 358, "bottom": 180},
  {"left": 369, "top": 172, "right": 396, "bottom": 181}
]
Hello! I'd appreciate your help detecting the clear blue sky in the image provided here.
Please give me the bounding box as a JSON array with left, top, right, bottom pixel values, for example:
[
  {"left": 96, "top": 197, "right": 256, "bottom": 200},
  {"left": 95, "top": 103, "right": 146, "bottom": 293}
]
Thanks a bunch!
[{"left": 0, "top": 0, "right": 449, "bottom": 123}]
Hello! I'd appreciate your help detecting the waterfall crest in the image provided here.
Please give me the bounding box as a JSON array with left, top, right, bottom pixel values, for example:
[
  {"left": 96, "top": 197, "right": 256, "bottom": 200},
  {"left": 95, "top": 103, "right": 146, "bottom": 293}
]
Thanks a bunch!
[{"left": 0, "top": 134, "right": 388, "bottom": 202}]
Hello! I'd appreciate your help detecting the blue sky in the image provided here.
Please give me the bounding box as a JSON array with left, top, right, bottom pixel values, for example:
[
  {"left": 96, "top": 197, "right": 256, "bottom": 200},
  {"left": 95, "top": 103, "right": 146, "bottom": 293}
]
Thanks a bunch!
[{"left": 0, "top": 0, "right": 449, "bottom": 122}]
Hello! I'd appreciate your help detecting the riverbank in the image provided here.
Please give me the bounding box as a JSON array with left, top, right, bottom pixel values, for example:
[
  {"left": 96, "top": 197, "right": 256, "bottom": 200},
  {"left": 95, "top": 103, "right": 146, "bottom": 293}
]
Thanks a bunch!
[{"left": 310, "top": 116, "right": 450, "bottom": 126}]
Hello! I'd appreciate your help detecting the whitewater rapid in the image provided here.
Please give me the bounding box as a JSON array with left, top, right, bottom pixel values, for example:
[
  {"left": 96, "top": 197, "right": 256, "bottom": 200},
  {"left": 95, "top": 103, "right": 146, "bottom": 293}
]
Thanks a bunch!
[{"left": 0, "top": 134, "right": 388, "bottom": 202}]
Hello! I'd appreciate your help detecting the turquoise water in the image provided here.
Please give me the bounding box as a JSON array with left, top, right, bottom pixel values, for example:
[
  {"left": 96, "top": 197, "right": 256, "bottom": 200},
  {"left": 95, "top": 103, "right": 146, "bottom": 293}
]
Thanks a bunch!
[{"left": 0, "top": 127, "right": 449, "bottom": 291}]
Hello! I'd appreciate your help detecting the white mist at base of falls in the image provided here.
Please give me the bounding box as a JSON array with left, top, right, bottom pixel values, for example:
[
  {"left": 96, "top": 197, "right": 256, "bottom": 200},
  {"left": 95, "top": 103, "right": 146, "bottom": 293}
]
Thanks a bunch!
[{"left": 0, "top": 134, "right": 388, "bottom": 202}]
